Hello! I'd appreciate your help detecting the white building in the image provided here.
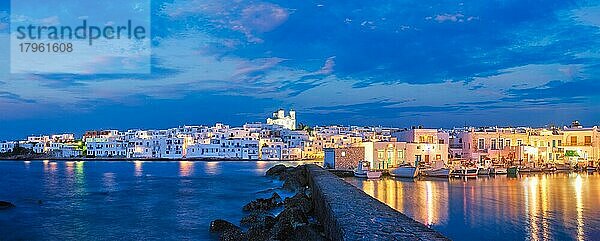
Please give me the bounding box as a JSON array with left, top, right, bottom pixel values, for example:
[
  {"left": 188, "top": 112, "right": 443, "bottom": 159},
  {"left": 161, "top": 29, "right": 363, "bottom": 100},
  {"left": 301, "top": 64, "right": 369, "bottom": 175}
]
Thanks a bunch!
[{"left": 266, "top": 109, "right": 296, "bottom": 130}]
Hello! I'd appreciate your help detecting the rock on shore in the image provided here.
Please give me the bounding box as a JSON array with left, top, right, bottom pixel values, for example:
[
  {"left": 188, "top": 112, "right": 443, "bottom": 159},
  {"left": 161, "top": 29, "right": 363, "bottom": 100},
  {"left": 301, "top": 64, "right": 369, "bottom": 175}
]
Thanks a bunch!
[
  {"left": 210, "top": 164, "right": 328, "bottom": 241},
  {"left": 242, "top": 193, "right": 282, "bottom": 211},
  {"left": 266, "top": 164, "right": 309, "bottom": 192},
  {"left": 0, "top": 201, "right": 15, "bottom": 210},
  {"left": 210, "top": 219, "right": 245, "bottom": 241}
]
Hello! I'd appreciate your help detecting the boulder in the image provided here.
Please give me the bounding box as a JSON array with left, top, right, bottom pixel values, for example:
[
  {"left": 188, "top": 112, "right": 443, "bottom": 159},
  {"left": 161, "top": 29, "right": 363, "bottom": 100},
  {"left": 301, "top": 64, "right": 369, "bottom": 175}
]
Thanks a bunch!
[
  {"left": 270, "top": 207, "right": 309, "bottom": 240},
  {"left": 0, "top": 201, "right": 15, "bottom": 210},
  {"left": 246, "top": 225, "right": 273, "bottom": 241},
  {"left": 266, "top": 164, "right": 287, "bottom": 177},
  {"left": 281, "top": 166, "right": 308, "bottom": 191},
  {"left": 284, "top": 192, "right": 313, "bottom": 215},
  {"left": 243, "top": 193, "right": 281, "bottom": 212},
  {"left": 240, "top": 210, "right": 275, "bottom": 228},
  {"left": 286, "top": 224, "right": 327, "bottom": 241},
  {"left": 210, "top": 219, "right": 246, "bottom": 241}
]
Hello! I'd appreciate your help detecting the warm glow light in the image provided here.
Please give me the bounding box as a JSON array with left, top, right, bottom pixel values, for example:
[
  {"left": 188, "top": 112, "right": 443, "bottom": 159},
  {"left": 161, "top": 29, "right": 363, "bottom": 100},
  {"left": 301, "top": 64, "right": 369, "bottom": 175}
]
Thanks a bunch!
[
  {"left": 179, "top": 161, "right": 194, "bottom": 177},
  {"left": 134, "top": 161, "right": 143, "bottom": 176},
  {"left": 574, "top": 175, "right": 584, "bottom": 241},
  {"left": 425, "top": 181, "right": 434, "bottom": 226}
]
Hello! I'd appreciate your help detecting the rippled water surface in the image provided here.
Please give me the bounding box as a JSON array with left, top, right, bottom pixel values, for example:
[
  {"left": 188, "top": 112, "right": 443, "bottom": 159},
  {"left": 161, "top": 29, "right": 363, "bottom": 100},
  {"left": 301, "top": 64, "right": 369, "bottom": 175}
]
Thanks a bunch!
[
  {"left": 0, "top": 160, "right": 305, "bottom": 241},
  {"left": 346, "top": 173, "right": 600, "bottom": 241}
]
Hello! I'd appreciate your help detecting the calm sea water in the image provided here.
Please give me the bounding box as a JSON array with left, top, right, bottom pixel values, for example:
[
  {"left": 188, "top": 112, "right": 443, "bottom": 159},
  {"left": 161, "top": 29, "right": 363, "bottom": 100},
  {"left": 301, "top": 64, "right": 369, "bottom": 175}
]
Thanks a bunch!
[
  {"left": 0, "top": 160, "right": 306, "bottom": 241},
  {"left": 346, "top": 173, "right": 600, "bottom": 241}
]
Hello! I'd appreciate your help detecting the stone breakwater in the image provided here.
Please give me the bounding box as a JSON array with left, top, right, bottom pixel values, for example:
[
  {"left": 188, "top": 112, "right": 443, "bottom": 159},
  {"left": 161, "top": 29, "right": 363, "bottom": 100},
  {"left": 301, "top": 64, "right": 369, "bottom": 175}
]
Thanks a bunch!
[
  {"left": 209, "top": 164, "right": 449, "bottom": 241},
  {"left": 307, "top": 164, "right": 450, "bottom": 241},
  {"left": 210, "top": 165, "right": 328, "bottom": 241}
]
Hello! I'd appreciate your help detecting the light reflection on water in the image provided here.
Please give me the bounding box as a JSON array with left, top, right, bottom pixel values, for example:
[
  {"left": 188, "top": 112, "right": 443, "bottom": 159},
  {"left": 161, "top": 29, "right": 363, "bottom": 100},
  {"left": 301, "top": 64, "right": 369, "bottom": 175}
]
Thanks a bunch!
[
  {"left": 0, "top": 160, "right": 314, "bottom": 240},
  {"left": 345, "top": 173, "right": 600, "bottom": 241}
]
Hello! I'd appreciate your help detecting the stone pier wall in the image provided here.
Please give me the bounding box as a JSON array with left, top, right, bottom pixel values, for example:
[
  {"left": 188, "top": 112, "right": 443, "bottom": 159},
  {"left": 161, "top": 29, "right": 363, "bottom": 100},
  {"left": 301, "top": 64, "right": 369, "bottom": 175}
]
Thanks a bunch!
[{"left": 306, "top": 164, "right": 450, "bottom": 241}]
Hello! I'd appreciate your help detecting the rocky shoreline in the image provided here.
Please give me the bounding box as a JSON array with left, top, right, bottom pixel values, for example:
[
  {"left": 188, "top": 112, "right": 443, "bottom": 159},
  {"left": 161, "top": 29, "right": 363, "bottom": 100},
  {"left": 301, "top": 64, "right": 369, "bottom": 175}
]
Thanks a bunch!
[{"left": 210, "top": 164, "right": 328, "bottom": 241}]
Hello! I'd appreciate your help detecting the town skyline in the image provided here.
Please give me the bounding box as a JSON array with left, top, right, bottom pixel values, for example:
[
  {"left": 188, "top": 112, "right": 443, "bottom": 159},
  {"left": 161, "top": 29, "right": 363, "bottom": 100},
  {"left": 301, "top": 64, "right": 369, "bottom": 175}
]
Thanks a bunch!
[
  {"left": 0, "top": 108, "right": 600, "bottom": 141},
  {"left": 1, "top": 109, "right": 598, "bottom": 141},
  {"left": 1, "top": 1, "right": 599, "bottom": 141}
]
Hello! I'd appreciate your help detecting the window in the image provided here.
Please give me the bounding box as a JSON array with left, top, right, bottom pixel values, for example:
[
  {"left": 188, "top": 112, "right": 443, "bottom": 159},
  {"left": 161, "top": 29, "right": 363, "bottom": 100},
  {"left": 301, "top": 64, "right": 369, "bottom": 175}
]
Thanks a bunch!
[
  {"left": 552, "top": 140, "right": 556, "bottom": 147},
  {"left": 341, "top": 151, "right": 346, "bottom": 157},
  {"left": 585, "top": 136, "right": 592, "bottom": 145},
  {"left": 397, "top": 150, "right": 404, "bottom": 159},
  {"left": 517, "top": 139, "right": 522, "bottom": 146},
  {"left": 571, "top": 136, "right": 577, "bottom": 145},
  {"left": 478, "top": 138, "right": 485, "bottom": 150},
  {"left": 498, "top": 139, "right": 504, "bottom": 150},
  {"left": 415, "top": 155, "right": 422, "bottom": 164},
  {"left": 491, "top": 139, "right": 497, "bottom": 150},
  {"left": 505, "top": 140, "right": 511, "bottom": 148},
  {"left": 377, "top": 150, "right": 384, "bottom": 159}
]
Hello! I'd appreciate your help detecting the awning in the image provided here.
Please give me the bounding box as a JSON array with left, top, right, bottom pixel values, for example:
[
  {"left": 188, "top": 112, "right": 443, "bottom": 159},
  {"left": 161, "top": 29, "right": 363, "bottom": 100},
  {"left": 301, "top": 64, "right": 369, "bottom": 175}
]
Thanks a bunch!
[{"left": 565, "top": 150, "right": 579, "bottom": 157}]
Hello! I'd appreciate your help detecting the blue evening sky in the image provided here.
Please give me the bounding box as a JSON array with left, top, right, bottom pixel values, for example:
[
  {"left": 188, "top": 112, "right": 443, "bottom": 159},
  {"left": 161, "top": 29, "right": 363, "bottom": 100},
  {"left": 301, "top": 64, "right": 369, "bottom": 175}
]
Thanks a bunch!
[{"left": 0, "top": 1, "right": 599, "bottom": 140}]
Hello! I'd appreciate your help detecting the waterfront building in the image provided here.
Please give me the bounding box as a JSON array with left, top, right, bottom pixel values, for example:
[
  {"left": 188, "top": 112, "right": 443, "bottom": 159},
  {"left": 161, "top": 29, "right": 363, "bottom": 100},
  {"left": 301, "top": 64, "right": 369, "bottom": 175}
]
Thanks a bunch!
[
  {"left": 561, "top": 122, "right": 600, "bottom": 166},
  {"left": 0, "top": 141, "right": 16, "bottom": 153},
  {"left": 323, "top": 146, "right": 365, "bottom": 170},
  {"left": 85, "top": 131, "right": 128, "bottom": 158},
  {"left": 266, "top": 109, "right": 297, "bottom": 130},
  {"left": 362, "top": 140, "right": 448, "bottom": 170},
  {"left": 455, "top": 121, "right": 600, "bottom": 166}
]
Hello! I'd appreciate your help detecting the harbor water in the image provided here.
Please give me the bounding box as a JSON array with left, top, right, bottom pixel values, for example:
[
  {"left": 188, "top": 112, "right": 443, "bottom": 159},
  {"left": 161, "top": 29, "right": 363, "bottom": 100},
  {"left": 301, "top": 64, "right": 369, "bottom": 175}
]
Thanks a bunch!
[
  {"left": 346, "top": 173, "right": 600, "bottom": 241},
  {"left": 2, "top": 161, "right": 600, "bottom": 240},
  {"left": 0, "top": 160, "right": 305, "bottom": 240}
]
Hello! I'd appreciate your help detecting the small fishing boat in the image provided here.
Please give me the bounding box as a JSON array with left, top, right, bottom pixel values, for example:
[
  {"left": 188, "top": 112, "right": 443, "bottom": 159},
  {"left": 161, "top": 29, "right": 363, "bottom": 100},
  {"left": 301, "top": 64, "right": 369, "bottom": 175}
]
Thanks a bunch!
[
  {"left": 530, "top": 167, "right": 542, "bottom": 172},
  {"left": 421, "top": 168, "right": 450, "bottom": 178},
  {"left": 450, "top": 169, "right": 463, "bottom": 178},
  {"left": 507, "top": 166, "right": 519, "bottom": 175},
  {"left": 555, "top": 164, "right": 571, "bottom": 171},
  {"left": 463, "top": 168, "right": 478, "bottom": 177},
  {"left": 354, "top": 161, "right": 382, "bottom": 179},
  {"left": 389, "top": 164, "right": 419, "bottom": 178},
  {"left": 477, "top": 167, "right": 491, "bottom": 175},
  {"left": 490, "top": 165, "right": 507, "bottom": 175},
  {"left": 450, "top": 168, "right": 478, "bottom": 177},
  {"left": 495, "top": 168, "right": 508, "bottom": 174}
]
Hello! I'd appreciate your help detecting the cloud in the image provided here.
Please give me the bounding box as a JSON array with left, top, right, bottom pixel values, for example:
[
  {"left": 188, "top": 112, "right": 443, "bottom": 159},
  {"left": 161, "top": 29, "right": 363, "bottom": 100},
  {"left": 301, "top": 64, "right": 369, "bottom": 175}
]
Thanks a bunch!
[
  {"left": 0, "top": 91, "right": 37, "bottom": 104},
  {"left": 240, "top": 3, "right": 288, "bottom": 33},
  {"left": 315, "top": 57, "right": 335, "bottom": 75},
  {"left": 427, "top": 13, "right": 465, "bottom": 23},
  {"left": 160, "top": 1, "right": 289, "bottom": 43},
  {"left": 40, "top": 16, "right": 60, "bottom": 25}
]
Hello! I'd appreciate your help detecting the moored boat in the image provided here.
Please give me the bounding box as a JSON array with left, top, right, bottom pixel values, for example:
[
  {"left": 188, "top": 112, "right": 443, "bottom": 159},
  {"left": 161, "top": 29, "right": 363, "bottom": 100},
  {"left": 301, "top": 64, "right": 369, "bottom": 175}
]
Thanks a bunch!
[
  {"left": 450, "top": 168, "right": 478, "bottom": 177},
  {"left": 450, "top": 169, "right": 463, "bottom": 178},
  {"left": 422, "top": 168, "right": 450, "bottom": 178},
  {"left": 389, "top": 165, "right": 420, "bottom": 178},
  {"left": 464, "top": 168, "right": 478, "bottom": 177},
  {"left": 494, "top": 167, "right": 507, "bottom": 175},
  {"left": 354, "top": 161, "right": 381, "bottom": 179},
  {"left": 555, "top": 164, "right": 572, "bottom": 171},
  {"left": 507, "top": 166, "right": 519, "bottom": 175},
  {"left": 586, "top": 166, "right": 597, "bottom": 172},
  {"left": 477, "top": 167, "right": 490, "bottom": 175}
]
